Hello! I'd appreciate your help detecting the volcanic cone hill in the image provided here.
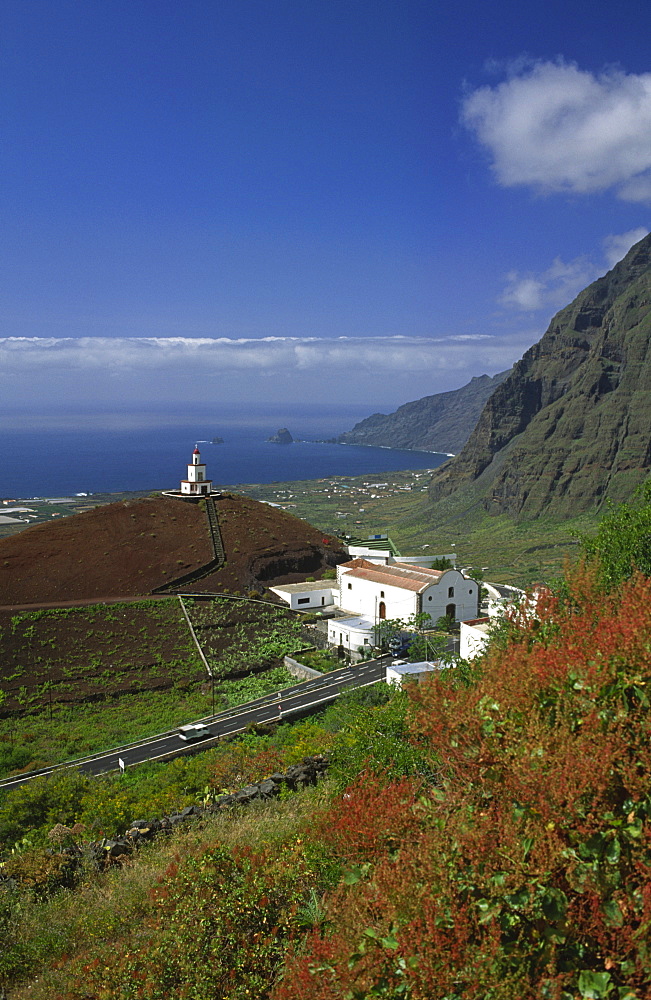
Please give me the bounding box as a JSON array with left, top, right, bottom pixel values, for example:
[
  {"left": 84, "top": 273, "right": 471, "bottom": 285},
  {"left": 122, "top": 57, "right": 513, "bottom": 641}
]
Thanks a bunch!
[
  {"left": 427, "top": 231, "right": 651, "bottom": 519},
  {"left": 0, "top": 493, "right": 347, "bottom": 606}
]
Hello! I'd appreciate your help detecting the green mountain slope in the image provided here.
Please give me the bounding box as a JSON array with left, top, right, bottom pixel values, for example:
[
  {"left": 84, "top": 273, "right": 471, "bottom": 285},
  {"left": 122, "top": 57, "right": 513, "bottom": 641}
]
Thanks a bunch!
[
  {"left": 337, "top": 370, "right": 511, "bottom": 455},
  {"left": 428, "top": 231, "right": 651, "bottom": 518}
]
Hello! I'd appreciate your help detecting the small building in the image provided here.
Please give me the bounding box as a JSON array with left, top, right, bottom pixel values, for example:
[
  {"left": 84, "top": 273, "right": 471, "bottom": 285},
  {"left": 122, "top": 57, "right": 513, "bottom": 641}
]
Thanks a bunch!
[
  {"left": 343, "top": 534, "right": 456, "bottom": 570},
  {"left": 180, "top": 447, "right": 212, "bottom": 497},
  {"left": 460, "top": 617, "right": 492, "bottom": 659},
  {"left": 386, "top": 660, "right": 441, "bottom": 686},
  {"left": 269, "top": 581, "right": 336, "bottom": 612},
  {"left": 345, "top": 535, "right": 400, "bottom": 565},
  {"left": 337, "top": 559, "right": 479, "bottom": 626},
  {"left": 327, "top": 614, "right": 376, "bottom": 656}
]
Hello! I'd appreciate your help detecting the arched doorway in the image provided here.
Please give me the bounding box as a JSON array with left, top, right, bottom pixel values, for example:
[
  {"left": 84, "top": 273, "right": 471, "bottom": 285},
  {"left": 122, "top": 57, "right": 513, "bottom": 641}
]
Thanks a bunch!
[
  {"left": 378, "top": 601, "right": 386, "bottom": 620},
  {"left": 446, "top": 603, "right": 456, "bottom": 620}
]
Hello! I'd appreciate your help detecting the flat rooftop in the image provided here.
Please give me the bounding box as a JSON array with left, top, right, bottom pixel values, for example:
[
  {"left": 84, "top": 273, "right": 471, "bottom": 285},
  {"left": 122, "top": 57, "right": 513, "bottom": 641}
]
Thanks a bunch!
[{"left": 271, "top": 581, "right": 335, "bottom": 593}]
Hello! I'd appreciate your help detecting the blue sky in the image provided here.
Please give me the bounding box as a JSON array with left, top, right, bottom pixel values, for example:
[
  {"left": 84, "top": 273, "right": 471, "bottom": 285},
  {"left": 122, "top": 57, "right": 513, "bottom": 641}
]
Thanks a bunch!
[{"left": 2, "top": 0, "right": 651, "bottom": 430}]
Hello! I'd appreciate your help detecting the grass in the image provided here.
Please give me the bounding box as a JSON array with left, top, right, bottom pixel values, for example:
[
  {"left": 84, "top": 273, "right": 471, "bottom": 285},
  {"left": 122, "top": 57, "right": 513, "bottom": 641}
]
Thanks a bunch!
[
  {"left": 0, "top": 668, "right": 294, "bottom": 779},
  {"left": 0, "top": 684, "right": 407, "bottom": 995},
  {"left": 3, "top": 783, "right": 331, "bottom": 999}
]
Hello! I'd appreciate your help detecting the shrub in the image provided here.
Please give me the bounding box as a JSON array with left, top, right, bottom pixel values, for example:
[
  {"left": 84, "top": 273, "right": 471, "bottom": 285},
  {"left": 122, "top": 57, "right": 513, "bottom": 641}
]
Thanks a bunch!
[
  {"left": 63, "top": 841, "right": 330, "bottom": 1000},
  {"left": 579, "top": 478, "right": 651, "bottom": 589},
  {"left": 275, "top": 569, "right": 651, "bottom": 998}
]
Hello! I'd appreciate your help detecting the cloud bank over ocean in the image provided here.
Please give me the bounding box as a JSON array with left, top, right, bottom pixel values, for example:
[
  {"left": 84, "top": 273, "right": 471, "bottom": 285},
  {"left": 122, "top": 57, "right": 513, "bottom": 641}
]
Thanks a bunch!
[{"left": 0, "top": 333, "right": 535, "bottom": 423}]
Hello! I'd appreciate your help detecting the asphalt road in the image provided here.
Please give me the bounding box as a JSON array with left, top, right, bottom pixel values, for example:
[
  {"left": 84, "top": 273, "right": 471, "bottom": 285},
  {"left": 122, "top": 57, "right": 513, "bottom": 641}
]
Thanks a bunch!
[{"left": 0, "top": 659, "right": 388, "bottom": 791}]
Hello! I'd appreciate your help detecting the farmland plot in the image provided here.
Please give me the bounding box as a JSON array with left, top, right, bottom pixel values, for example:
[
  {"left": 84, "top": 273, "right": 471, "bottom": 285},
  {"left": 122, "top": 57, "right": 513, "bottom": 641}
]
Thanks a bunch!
[
  {"left": 183, "top": 596, "right": 304, "bottom": 678},
  {"left": 0, "top": 599, "right": 202, "bottom": 717},
  {"left": 0, "top": 597, "right": 302, "bottom": 777}
]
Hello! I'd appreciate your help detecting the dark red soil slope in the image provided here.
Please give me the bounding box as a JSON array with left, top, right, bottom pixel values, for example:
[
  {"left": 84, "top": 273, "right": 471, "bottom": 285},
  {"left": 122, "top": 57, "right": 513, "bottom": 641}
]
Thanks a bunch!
[
  {"left": 186, "top": 492, "right": 346, "bottom": 594},
  {"left": 0, "top": 496, "right": 212, "bottom": 605},
  {"left": 0, "top": 492, "right": 347, "bottom": 605}
]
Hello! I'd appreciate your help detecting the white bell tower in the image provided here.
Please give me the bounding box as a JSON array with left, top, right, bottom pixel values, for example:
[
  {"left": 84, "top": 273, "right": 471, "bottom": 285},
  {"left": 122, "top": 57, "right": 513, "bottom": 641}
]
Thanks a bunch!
[{"left": 180, "top": 447, "right": 213, "bottom": 496}]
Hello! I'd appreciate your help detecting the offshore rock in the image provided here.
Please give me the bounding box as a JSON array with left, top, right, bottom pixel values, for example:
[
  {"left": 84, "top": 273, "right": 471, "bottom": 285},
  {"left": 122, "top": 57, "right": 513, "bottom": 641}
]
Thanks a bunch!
[{"left": 267, "top": 427, "right": 293, "bottom": 444}]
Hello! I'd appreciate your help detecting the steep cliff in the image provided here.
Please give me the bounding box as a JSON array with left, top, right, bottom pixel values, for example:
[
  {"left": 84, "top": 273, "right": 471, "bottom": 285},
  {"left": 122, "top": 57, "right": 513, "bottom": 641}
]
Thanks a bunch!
[
  {"left": 337, "top": 370, "right": 510, "bottom": 454},
  {"left": 428, "top": 232, "right": 651, "bottom": 518}
]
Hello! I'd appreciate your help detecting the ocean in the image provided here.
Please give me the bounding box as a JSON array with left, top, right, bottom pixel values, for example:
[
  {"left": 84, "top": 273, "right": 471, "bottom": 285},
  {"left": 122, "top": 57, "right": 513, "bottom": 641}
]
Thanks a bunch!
[{"left": 0, "top": 422, "right": 449, "bottom": 499}]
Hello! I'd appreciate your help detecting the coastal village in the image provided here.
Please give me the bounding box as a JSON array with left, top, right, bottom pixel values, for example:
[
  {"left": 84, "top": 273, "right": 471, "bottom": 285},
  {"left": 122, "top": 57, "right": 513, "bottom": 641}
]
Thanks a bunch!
[
  {"left": 0, "top": 445, "right": 519, "bottom": 699},
  {"left": 154, "top": 447, "right": 522, "bottom": 674}
]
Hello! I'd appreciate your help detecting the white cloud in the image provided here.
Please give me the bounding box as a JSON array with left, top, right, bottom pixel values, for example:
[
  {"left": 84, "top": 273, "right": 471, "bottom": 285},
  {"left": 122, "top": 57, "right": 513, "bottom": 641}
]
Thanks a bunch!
[
  {"left": 462, "top": 60, "right": 651, "bottom": 202},
  {"left": 500, "top": 228, "right": 648, "bottom": 313},
  {"left": 500, "top": 255, "right": 595, "bottom": 313},
  {"left": 602, "top": 226, "right": 649, "bottom": 267},
  {"left": 0, "top": 334, "right": 533, "bottom": 417}
]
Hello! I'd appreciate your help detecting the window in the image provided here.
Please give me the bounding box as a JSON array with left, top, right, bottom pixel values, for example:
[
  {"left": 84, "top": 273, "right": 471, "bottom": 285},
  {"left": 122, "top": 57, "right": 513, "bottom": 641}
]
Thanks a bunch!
[
  {"left": 468, "top": 588, "right": 473, "bottom": 594},
  {"left": 380, "top": 590, "right": 385, "bottom": 598},
  {"left": 448, "top": 586, "right": 454, "bottom": 598},
  {"left": 347, "top": 582, "right": 352, "bottom": 590},
  {"left": 297, "top": 597, "right": 310, "bottom": 605},
  {"left": 428, "top": 595, "right": 433, "bottom": 601}
]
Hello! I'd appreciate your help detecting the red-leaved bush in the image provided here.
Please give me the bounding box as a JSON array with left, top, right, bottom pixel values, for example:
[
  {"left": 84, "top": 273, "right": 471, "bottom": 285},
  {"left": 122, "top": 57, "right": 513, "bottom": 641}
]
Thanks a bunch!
[{"left": 273, "top": 569, "right": 651, "bottom": 999}]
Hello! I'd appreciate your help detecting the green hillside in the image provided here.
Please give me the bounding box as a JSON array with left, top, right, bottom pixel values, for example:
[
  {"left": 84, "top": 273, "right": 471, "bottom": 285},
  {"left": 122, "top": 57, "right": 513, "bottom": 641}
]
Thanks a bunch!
[
  {"left": 2, "top": 491, "right": 651, "bottom": 997},
  {"left": 428, "top": 231, "right": 651, "bottom": 520}
]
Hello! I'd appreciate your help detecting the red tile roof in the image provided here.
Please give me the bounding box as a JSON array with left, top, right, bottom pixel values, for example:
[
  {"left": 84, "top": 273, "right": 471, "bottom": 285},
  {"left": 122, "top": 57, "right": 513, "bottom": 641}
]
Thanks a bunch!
[{"left": 340, "top": 560, "right": 446, "bottom": 594}]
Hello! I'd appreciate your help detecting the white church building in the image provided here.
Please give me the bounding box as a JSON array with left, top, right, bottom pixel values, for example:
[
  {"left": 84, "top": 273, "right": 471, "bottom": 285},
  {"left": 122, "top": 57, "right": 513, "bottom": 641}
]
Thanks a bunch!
[{"left": 337, "top": 558, "right": 479, "bottom": 626}]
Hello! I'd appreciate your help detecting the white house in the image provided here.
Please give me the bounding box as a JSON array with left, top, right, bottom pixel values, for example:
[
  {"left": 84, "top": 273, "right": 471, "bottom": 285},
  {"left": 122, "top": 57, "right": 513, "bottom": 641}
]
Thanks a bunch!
[
  {"left": 460, "top": 617, "right": 492, "bottom": 659},
  {"left": 327, "top": 614, "right": 376, "bottom": 656},
  {"left": 269, "top": 581, "right": 336, "bottom": 611},
  {"left": 337, "top": 559, "right": 479, "bottom": 626}
]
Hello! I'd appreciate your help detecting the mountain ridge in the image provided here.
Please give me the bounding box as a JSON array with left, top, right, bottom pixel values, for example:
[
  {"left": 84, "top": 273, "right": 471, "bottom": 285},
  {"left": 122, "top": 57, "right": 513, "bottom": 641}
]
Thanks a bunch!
[
  {"left": 336, "top": 370, "right": 511, "bottom": 454},
  {"left": 427, "top": 231, "right": 651, "bottom": 518}
]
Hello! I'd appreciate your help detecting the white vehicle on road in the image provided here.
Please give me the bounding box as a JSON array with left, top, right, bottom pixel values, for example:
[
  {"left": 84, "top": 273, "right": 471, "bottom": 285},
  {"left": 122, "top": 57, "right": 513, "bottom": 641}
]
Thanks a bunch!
[{"left": 177, "top": 723, "right": 213, "bottom": 741}]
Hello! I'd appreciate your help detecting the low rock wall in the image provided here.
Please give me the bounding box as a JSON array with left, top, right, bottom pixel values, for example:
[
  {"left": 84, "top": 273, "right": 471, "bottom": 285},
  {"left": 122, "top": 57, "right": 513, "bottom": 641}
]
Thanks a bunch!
[
  {"left": 2, "top": 756, "right": 330, "bottom": 876},
  {"left": 284, "top": 653, "right": 323, "bottom": 680}
]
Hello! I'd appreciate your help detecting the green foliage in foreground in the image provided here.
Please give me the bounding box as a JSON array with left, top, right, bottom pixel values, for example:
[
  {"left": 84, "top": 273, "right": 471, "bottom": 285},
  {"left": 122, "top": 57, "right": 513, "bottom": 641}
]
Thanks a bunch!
[
  {"left": 579, "top": 478, "right": 651, "bottom": 589},
  {"left": 0, "top": 682, "right": 418, "bottom": 995},
  {"left": 0, "top": 789, "right": 337, "bottom": 995}
]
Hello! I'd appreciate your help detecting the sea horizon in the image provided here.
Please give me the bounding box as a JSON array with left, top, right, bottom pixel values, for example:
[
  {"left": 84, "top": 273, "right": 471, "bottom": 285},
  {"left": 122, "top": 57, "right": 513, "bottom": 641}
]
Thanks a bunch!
[{"left": 0, "top": 412, "right": 448, "bottom": 499}]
